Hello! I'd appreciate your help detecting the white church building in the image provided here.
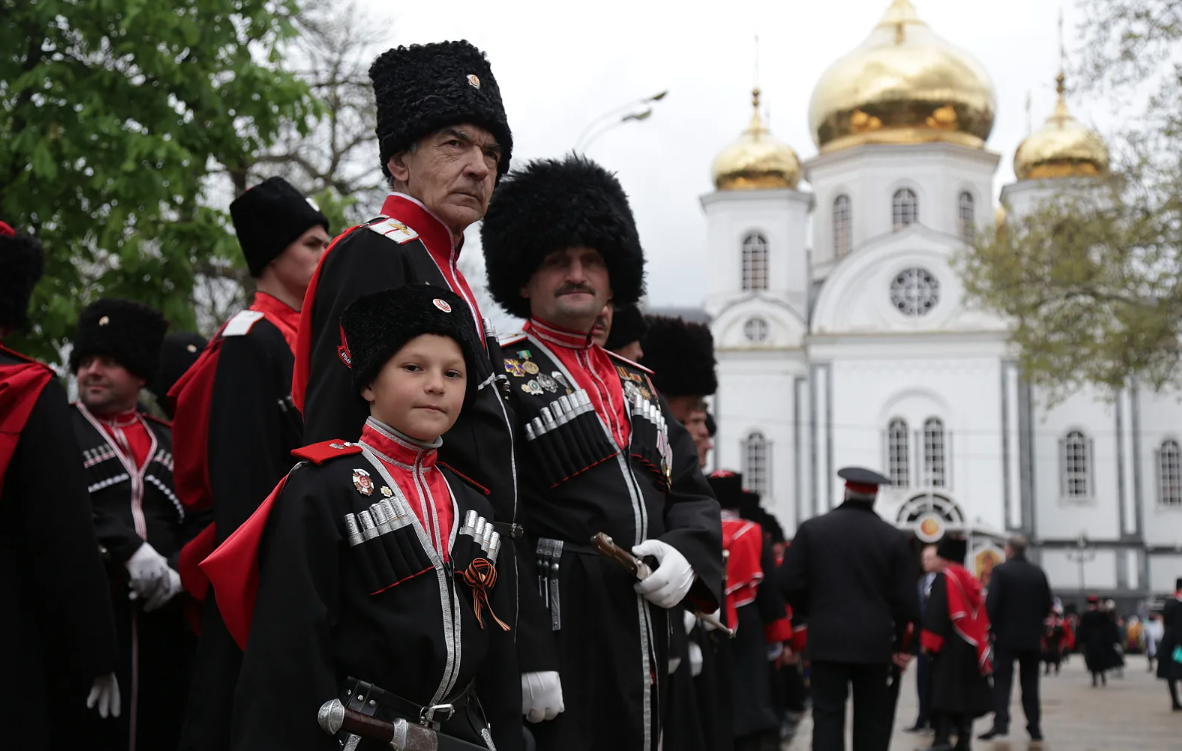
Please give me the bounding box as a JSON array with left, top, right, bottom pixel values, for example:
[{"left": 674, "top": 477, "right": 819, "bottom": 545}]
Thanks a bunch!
[{"left": 696, "top": 0, "right": 1182, "bottom": 604}]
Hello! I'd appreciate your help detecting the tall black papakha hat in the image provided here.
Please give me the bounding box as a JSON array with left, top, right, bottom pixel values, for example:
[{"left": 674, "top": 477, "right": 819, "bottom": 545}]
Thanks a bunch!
[
  {"left": 70, "top": 299, "right": 169, "bottom": 380},
  {"left": 369, "top": 41, "right": 513, "bottom": 181},
  {"left": 149, "top": 332, "right": 207, "bottom": 416},
  {"left": 936, "top": 536, "right": 968, "bottom": 564},
  {"left": 640, "top": 315, "right": 718, "bottom": 397},
  {"left": 481, "top": 155, "right": 646, "bottom": 319},
  {"left": 0, "top": 220, "right": 45, "bottom": 331},
  {"left": 605, "top": 303, "right": 648, "bottom": 351},
  {"left": 230, "top": 177, "right": 329, "bottom": 278},
  {"left": 707, "top": 469, "right": 744, "bottom": 510},
  {"left": 340, "top": 285, "right": 482, "bottom": 398}
]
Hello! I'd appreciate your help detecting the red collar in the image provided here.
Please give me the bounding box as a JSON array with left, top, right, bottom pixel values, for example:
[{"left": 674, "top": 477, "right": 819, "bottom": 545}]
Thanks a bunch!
[
  {"left": 92, "top": 407, "right": 141, "bottom": 429},
  {"left": 358, "top": 418, "right": 440, "bottom": 469},
  {"left": 251, "top": 292, "right": 300, "bottom": 347},
  {"left": 525, "top": 317, "right": 595, "bottom": 351},
  {"left": 381, "top": 193, "right": 460, "bottom": 258}
]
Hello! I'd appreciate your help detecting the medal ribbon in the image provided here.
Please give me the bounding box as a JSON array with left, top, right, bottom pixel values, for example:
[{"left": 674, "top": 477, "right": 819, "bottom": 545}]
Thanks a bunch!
[{"left": 461, "top": 559, "right": 510, "bottom": 631}]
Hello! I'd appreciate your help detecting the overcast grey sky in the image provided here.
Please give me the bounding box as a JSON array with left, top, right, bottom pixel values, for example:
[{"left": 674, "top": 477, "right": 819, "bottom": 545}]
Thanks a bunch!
[{"left": 362, "top": 0, "right": 1114, "bottom": 313}]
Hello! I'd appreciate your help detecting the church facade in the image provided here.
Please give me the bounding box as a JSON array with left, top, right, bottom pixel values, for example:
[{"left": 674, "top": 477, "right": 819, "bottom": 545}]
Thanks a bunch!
[{"left": 700, "top": 0, "right": 1182, "bottom": 603}]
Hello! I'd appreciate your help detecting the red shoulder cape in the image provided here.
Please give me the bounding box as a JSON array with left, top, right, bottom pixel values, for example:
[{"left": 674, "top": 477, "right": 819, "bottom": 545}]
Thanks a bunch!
[
  {"left": 0, "top": 345, "right": 55, "bottom": 485},
  {"left": 199, "top": 440, "right": 361, "bottom": 649}
]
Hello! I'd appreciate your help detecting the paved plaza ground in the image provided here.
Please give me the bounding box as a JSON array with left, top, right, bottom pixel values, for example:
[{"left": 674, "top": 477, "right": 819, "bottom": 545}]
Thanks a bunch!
[{"left": 788, "top": 655, "right": 1181, "bottom": 751}]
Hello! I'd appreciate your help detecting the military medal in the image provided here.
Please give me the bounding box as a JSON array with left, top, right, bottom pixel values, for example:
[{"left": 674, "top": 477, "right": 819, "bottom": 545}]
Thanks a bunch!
[
  {"left": 537, "top": 374, "right": 558, "bottom": 393},
  {"left": 640, "top": 386, "right": 652, "bottom": 401},
  {"left": 353, "top": 468, "right": 374, "bottom": 496},
  {"left": 521, "top": 379, "right": 544, "bottom": 395},
  {"left": 380, "top": 486, "right": 394, "bottom": 498},
  {"left": 523, "top": 361, "right": 539, "bottom": 375},
  {"left": 551, "top": 371, "right": 569, "bottom": 388},
  {"left": 623, "top": 380, "right": 641, "bottom": 400},
  {"left": 504, "top": 358, "right": 525, "bottom": 377}
]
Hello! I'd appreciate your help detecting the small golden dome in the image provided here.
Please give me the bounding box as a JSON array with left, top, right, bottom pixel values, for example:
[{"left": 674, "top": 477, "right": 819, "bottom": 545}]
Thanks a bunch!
[
  {"left": 809, "top": 0, "right": 996, "bottom": 153},
  {"left": 712, "top": 88, "right": 802, "bottom": 190},
  {"left": 994, "top": 204, "right": 1007, "bottom": 229},
  {"left": 1013, "top": 74, "right": 1109, "bottom": 180}
]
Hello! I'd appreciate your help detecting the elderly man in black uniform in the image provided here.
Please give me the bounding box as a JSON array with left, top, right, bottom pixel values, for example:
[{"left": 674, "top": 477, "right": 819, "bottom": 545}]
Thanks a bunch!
[
  {"left": 291, "top": 42, "right": 535, "bottom": 744},
  {"left": 480, "top": 154, "right": 723, "bottom": 751},
  {"left": 0, "top": 223, "right": 122, "bottom": 750},
  {"left": 69, "top": 298, "right": 207, "bottom": 751},
  {"left": 778, "top": 467, "right": 919, "bottom": 751},
  {"left": 175, "top": 176, "right": 330, "bottom": 751}
]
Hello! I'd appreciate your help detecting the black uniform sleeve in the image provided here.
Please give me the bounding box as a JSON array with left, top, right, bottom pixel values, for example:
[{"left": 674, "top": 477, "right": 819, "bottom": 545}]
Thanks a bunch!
[
  {"left": 922, "top": 572, "right": 950, "bottom": 643},
  {"left": 984, "top": 565, "right": 1002, "bottom": 627},
  {"left": 776, "top": 523, "right": 810, "bottom": 617},
  {"left": 303, "top": 232, "right": 409, "bottom": 444},
  {"left": 475, "top": 509, "right": 525, "bottom": 751},
  {"left": 14, "top": 380, "right": 120, "bottom": 681},
  {"left": 230, "top": 471, "right": 341, "bottom": 751},
  {"left": 755, "top": 537, "right": 787, "bottom": 626},
  {"left": 209, "top": 332, "right": 291, "bottom": 542},
  {"left": 91, "top": 496, "right": 144, "bottom": 563},
  {"left": 889, "top": 532, "right": 920, "bottom": 649},
  {"left": 658, "top": 406, "right": 723, "bottom": 613}
]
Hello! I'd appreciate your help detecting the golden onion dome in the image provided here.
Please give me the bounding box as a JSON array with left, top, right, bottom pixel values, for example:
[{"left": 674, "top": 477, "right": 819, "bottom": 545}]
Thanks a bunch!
[
  {"left": 808, "top": 0, "right": 996, "bottom": 153},
  {"left": 994, "top": 204, "right": 1007, "bottom": 229},
  {"left": 1013, "top": 74, "right": 1109, "bottom": 180},
  {"left": 712, "top": 88, "right": 802, "bottom": 190}
]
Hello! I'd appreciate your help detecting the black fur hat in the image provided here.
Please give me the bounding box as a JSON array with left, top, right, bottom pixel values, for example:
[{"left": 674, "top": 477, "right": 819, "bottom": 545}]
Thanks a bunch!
[
  {"left": 369, "top": 41, "right": 512, "bottom": 181},
  {"left": 605, "top": 303, "right": 648, "bottom": 350},
  {"left": 0, "top": 221, "right": 46, "bottom": 330},
  {"left": 705, "top": 412, "right": 717, "bottom": 438},
  {"left": 230, "top": 177, "right": 329, "bottom": 277},
  {"left": 481, "top": 155, "right": 646, "bottom": 319},
  {"left": 708, "top": 469, "right": 743, "bottom": 510},
  {"left": 149, "top": 332, "right": 207, "bottom": 415},
  {"left": 640, "top": 315, "right": 718, "bottom": 397},
  {"left": 69, "top": 299, "right": 169, "bottom": 380},
  {"left": 340, "top": 285, "right": 481, "bottom": 397},
  {"left": 936, "top": 536, "right": 968, "bottom": 564}
]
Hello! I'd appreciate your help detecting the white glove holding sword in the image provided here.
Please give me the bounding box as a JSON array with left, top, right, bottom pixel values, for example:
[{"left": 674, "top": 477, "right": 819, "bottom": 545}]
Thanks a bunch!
[{"left": 632, "top": 539, "right": 696, "bottom": 609}]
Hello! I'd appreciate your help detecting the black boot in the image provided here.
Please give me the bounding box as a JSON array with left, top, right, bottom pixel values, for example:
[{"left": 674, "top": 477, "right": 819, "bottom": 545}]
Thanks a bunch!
[
  {"left": 955, "top": 716, "right": 972, "bottom": 751},
  {"left": 920, "top": 713, "right": 955, "bottom": 751}
]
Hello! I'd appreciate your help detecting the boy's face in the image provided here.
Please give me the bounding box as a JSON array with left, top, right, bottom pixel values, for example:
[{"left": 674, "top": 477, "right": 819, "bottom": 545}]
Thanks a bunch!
[{"left": 362, "top": 334, "right": 467, "bottom": 441}]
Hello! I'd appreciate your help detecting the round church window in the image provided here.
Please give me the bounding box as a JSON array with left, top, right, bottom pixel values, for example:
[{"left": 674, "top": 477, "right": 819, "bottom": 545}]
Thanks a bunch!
[
  {"left": 744, "top": 317, "right": 769, "bottom": 343},
  {"left": 890, "top": 267, "right": 940, "bottom": 316}
]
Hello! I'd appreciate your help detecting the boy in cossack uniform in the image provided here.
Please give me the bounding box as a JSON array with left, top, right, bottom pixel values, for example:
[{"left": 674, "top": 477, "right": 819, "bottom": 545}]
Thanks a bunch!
[{"left": 202, "top": 286, "right": 519, "bottom": 751}]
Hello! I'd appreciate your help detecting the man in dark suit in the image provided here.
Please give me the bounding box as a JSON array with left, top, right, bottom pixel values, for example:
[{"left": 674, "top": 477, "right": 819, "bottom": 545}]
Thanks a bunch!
[
  {"left": 778, "top": 467, "right": 920, "bottom": 751},
  {"left": 980, "top": 535, "right": 1053, "bottom": 742},
  {"left": 906, "top": 544, "right": 938, "bottom": 733}
]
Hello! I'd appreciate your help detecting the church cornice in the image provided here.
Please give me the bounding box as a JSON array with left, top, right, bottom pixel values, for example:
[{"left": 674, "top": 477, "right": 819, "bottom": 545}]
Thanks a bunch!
[
  {"left": 699, "top": 188, "right": 814, "bottom": 211},
  {"left": 803, "top": 140, "right": 1001, "bottom": 173}
]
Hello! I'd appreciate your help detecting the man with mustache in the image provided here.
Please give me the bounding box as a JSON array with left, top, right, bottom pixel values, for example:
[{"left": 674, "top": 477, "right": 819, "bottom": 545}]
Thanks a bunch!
[
  {"left": 289, "top": 41, "right": 535, "bottom": 749},
  {"left": 481, "top": 154, "right": 722, "bottom": 751},
  {"left": 0, "top": 222, "right": 121, "bottom": 750},
  {"left": 68, "top": 298, "right": 207, "bottom": 751}
]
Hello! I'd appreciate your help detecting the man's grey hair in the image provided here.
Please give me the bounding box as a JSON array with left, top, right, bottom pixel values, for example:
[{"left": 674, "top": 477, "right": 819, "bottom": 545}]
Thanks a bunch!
[
  {"left": 1008, "top": 534, "right": 1028, "bottom": 558},
  {"left": 845, "top": 489, "right": 877, "bottom": 504},
  {"left": 385, "top": 140, "right": 420, "bottom": 191}
]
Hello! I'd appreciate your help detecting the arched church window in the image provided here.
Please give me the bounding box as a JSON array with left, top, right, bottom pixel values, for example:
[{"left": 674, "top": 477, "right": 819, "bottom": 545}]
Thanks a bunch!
[
  {"left": 1059, "top": 430, "right": 1093, "bottom": 499},
  {"left": 887, "top": 418, "right": 910, "bottom": 487},
  {"left": 922, "top": 418, "right": 946, "bottom": 488},
  {"left": 958, "top": 192, "right": 976, "bottom": 242},
  {"left": 1158, "top": 440, "right": 1182, "bottom": 506},
  {"left": 742, "top": 431, "right": 770, "bottom": 495},
  {"left": 892, "top": 188, "right": 918, "bottom": 230},
  {"left": 743, "top": 317, "right": 769, "bottom": 343},
  {"left": 833, "top": 195, "right": 851, "bottom": 258},
  {"left": 741, "top": 233, "right": 769, "bottom": 291}
]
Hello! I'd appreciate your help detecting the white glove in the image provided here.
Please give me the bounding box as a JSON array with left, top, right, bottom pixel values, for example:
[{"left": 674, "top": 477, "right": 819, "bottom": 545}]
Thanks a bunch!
[
  {"left": 521, "top": 671, "right": 564, "bottom": 723},
  {"left": 767, "top": 642, "right": 784, "bottom": 662},
  {"left": 632, "top": 540, "right": 695, "bottom": 609},
  {"left": 700, "top": 608, "right": 722, "bottom": 632},
  {"left": 688, "top": 642, "right": 704, "bottom": 677},
  {"left": 668, "top": 656, "right": 682, "bottom": 674},
  {"left": 125, "top": 543, "right": 170, "bottom": 604},
  {"left": 86, "top": 673, "right": 121, "bottom": 718},
  {"left": 683, "top": 609, "right": 698, "bottom": 635},
  {"left": 144, "top": 567, "right": 182, "bottom": 612}
]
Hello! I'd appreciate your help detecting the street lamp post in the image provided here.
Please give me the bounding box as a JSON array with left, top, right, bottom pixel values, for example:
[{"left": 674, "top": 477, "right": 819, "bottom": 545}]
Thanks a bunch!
[
  {"left": 1066, "top": 532, "right": 1096, "bottom": 605},
  {"left": 573, "top": 90, "right": 668, "bottom": 153}
]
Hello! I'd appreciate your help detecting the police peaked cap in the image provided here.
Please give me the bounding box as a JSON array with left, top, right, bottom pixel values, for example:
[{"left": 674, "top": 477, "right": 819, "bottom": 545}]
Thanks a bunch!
[
  {"left": 0, "top": 221, "right": 45, "bottom": 330},
  {"left": 640, "top": 315, "right": 718, "bottom": 397},
  {"left": 230, "top": 177, "right": 329, "bottom": 278},
  {"left": 837, "top": 466, "right": 890, "bottom": 494},
  {"left": 340, "top": 285, "right": 482, "bottom": 397},
  {"left": 149, "top": 331, "right": 207, "bottom": 415},
  {"left": 70, "top": 299, "right": 169, "bottom": 380},
  {"left": 481, "top": 155, "right": 646, "bottom": 319},
  {"left": 606, "top": 303, "right": 648, "bottom": 350},
  {"left": 708, "top": 469, "right": 744, "bottom": 510},
  {"left": 936, "top": 536, "right": 968, "bottom": 564},
  {"left": 369, "top": 40, "right": 512, "bottom": 180}
]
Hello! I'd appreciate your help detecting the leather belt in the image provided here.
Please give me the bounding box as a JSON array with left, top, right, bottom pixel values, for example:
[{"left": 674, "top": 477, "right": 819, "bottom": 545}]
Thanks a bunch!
[{"left": 342, "top": 676, "right": 474, "bottom": 731}]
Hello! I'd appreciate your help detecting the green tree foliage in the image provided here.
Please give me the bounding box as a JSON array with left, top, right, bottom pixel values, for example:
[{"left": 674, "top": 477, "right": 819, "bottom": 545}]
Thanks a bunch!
[
  {"left": 959, "top": 0, "right": 1182, "bottom": 401},
  {"left": 1, "top": 0, "right": 315, "bottom": 364}
]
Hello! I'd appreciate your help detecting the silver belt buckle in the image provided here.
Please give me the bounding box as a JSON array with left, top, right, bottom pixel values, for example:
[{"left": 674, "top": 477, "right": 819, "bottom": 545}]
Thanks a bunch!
[{"left": 421, "top": 702, "right": 455, "bottom": 726}]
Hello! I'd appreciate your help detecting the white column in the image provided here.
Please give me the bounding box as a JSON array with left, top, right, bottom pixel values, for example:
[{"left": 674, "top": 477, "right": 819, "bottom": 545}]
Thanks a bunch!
[{"left": 1005, "top": 364, "right": 1022, "bottom": 529}]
